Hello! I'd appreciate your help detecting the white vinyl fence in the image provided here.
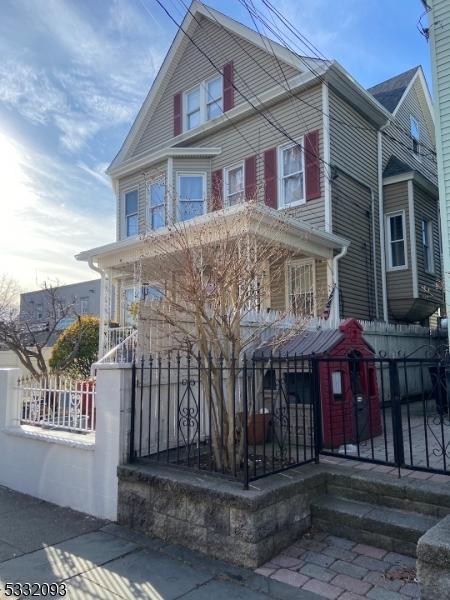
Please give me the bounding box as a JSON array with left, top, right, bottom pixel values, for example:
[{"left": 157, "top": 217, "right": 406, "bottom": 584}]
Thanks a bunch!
[{"left": 17, "top": 375, "right": 96, "bottom": 433}]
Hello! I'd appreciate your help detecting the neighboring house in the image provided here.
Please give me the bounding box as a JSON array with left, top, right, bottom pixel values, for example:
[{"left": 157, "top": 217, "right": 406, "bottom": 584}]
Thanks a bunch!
[
  {"left": 76, "top": 2, "right": 442, "bottom": 357},
  {"left": 19, "top": 279, "right": 101, "bottom": 344},
  {"left": 424, "top": 0, "right": 450, "bottom": 337}
]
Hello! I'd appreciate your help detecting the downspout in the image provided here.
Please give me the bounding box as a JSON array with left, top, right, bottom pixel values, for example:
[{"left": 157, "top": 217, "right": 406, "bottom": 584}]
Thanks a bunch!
[
  {"left": 378, "top": 130, "right": 389, "bottom": 322},
  {"left": 88, "top": 257, "right": 107, "bottom": 358},
  {"left": 331, "top": 244, "right": 348, "bottom": 326}
]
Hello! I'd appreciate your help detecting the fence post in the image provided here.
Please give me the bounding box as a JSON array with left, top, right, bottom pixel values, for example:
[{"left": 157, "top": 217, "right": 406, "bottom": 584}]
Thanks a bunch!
[
  {"left": 129, "top": 361, "right": 136, "bottom": 463},
  {"left": 389, "top": 359, "right": 405, "bottom": 468},
  {"left": 311, "top": 354, "right": 322, "bottom": 462},
  {"left": 243, "top": 354, "right": 249, "bottom": 490}
]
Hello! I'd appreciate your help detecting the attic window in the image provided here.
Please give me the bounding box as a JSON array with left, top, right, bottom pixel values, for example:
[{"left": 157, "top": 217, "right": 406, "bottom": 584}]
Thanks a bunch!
[
  {"left": 183, "top": 76, "right": 223, "bottom": 132},
  {"left": 410, "top": 116, "right": 420, "bottom": 157}
]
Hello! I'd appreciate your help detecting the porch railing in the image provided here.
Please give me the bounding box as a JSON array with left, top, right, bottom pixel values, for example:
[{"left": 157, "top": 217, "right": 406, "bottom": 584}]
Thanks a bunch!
[
  {"left": 106, "top": 326, "right": 135, "bottom": 354},
  {"left": 98, "top": 330, "right": 137, "bottom": 365},
  {"left": 17, "top": 375, "right": 96, "bottom": 433}
]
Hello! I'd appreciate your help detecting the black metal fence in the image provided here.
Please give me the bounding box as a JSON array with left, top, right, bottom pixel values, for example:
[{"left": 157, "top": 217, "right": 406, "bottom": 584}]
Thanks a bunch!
[
  {"left": 129, "top": 353, "right": 319, "bottom": 488},
  {"left": 129, "top": 351, "right": 450, "bottom": 487}
]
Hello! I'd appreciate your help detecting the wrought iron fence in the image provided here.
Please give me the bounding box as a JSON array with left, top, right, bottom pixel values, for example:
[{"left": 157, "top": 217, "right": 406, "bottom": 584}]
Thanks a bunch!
[
  {"left": 17, "top": 375, "right": 96, "bottom": 433},
  {"left": 129, "top": 349, "right": 450, "bottom": 486},
  {"left": 316, "top": 353, "right": 450, "bottom": 475},
  {"left": 129, "top": 352, "right": 319, "bottom": 487}
]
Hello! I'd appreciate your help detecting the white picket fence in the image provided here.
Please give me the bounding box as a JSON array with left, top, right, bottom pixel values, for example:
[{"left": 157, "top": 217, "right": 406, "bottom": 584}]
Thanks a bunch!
[{"left": 17, "top": 375, "right": 96, "bottom": 433}]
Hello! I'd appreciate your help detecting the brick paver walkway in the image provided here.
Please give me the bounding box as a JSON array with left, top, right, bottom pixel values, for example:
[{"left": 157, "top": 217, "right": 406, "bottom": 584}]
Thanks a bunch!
[{"left": 255, "top": 530, "right": 419, "bottom": 599}]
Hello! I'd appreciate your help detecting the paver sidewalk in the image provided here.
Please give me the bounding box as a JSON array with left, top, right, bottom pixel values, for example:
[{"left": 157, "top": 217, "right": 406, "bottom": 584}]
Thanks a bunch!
[{"left": 0, "top": 485, "right": 324, "bottom": 600}]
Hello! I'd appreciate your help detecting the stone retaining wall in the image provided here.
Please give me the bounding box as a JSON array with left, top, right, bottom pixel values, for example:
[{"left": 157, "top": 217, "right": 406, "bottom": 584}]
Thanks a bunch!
[
  {"left": 417, "top": 515, "right": 450, "bottom": 600},
  {"left": 117, "top": 463, "right": 326, "bottom": 568}
]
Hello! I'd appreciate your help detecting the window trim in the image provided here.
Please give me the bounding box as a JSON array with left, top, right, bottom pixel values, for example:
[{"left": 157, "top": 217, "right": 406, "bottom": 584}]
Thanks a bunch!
[
  {"left": 183, "top": 75, "right": 223, "bottom": 132},
  {"left": 122, "top": 187, "right": 139, "bottom": 239},
  {"left": 278, "top": 140, "right": 305, "bottom": 209},
  {"left": 176, "top": 172, "right": 207, "bottom": 221},
  {"left": 79, "top": 297, "right": 89, "bottom": 316},
  {"left": 224, "top": 162, "right": 245, "bottom": 207},
  {"left": 285, "top": 258, "right": 317, "bottom": 317},
  {"left": 146, "top": 175, "right": 166, "bottom": 231},
  {"left": 385, "top": 210, "right": 408, "bottom": 272},
  {"left": 422, "top": 218, "right": 434, "bottom": 275}
]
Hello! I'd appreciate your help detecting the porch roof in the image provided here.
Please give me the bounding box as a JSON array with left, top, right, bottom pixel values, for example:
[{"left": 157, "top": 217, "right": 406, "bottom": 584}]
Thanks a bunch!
[{"left": 76, "top": 203, "right": 350, "bottom": 270}]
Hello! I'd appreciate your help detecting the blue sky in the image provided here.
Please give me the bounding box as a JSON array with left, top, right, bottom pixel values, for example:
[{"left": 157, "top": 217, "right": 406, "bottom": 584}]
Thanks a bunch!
[{"left": 0, "top": 0, "right": 431, "bottom": 291}]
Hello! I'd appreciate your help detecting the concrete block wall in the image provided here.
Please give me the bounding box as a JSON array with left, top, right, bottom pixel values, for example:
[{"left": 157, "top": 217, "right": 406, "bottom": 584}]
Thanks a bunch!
[{"left": 0, "top": 365, "right": 132, "bottom": 520}]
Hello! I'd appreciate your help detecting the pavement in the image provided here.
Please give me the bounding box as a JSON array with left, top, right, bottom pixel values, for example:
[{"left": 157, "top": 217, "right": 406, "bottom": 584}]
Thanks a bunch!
[{"left": 0, "top": 484, "right": 325, "bottom": 600}]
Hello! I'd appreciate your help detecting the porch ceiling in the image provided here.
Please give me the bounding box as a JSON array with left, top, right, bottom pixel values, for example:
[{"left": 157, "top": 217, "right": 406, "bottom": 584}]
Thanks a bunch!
[{"left": 76, "top": 203, "right": 350, "bottom": 271}]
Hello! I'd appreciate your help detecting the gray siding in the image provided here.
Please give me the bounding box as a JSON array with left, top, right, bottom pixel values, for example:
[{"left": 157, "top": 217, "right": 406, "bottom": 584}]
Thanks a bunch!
[
  {"left": 193, "top": 84, "right": 326, "bottom": 228},
  {"left": 414, "top": 184, "right": 442, "bottom": 304},
  {"left": 382, "top": 77, "right": 437, "bottom": 185},
  {"left": 329, "top": 89, "right": 382, "bottom": 320},
  {"left": 384, "top": 181, "right": 413, "bottom": 301},
  {"left": 130, "top": 15, "right": 298, "bottom": 158}
]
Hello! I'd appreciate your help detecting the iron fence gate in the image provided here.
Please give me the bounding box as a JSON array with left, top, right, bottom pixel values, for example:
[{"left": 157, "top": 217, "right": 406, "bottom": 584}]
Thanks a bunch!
[
  {"left": 128, "top": 351, "right": 450, "bottom": 488},
  {"left": 315, "top": 354, "right": 450, "bottom": 475}
]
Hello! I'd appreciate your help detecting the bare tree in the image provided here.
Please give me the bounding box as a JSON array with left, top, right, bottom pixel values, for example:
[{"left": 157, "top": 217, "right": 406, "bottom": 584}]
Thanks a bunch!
[
  {"left": 0, "top": 277, "right": 81, "bottom": 378},
  {"left": 136, "top": 200, "right": 316, "bottom": 470}
]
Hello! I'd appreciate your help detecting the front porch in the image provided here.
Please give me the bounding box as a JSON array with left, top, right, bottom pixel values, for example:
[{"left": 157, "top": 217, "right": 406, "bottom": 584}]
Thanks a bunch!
[{"left": 77, "top": 203, "right": 349, "bottom": 360}]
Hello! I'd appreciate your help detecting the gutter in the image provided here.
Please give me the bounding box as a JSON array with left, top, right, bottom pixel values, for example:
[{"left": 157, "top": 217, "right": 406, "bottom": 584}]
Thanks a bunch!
[
  {"left": 331, "top": 244, "right": 349, "bottom": 325},
  {"left": 88, "top": 257, "right": 107, "bottom": 358}
]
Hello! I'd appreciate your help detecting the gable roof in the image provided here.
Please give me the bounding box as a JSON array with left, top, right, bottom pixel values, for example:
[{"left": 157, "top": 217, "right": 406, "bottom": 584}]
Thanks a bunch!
[
  {"left": 368, "top": 67, "right": 419, "bottom": 112},
  {"left": 383, "top": 155, "right": 414, "bottom": 178}
]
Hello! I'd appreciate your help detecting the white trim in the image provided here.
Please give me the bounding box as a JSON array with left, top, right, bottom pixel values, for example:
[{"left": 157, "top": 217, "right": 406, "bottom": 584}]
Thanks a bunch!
[
  {"left": 109, "top": 147, "right": 222, "bottom": 180},
  {"left": 176, "top": 172, "right": 207, "bottom": 221},
  {"left": 285, "top": 258, "right": 317, "bottom": 317},
  {"left": 408, "top": 180, "right": 418, "bottom": 297},
  {"left": 322, "top": 83, "right": 332, "bottom": 233},
  {"left": 224, "top": 162, "right": 245, "bottom": 207},
  {"left": 183, "top": 75, "right": 223, "bottom": 133},
  {"left": 167, "top": 156, "right": 174, "bottom": 224},
  {"left": 378, "top": 131, "right": 388, "bottom": 322},
  {"left": 385, "top": 210, "right": 408, "bottom": 272},
  {"left": 146, "top": 174, "right": 166, "bottom": 232},
  {"left": 277, "top": 140, "right": 306, "bottom": 209},
  {"left": 121, "top": 186, "right": 139, "bottom": 240},
  {"left": 383, "top": 171, "right": 438, "bottom": 198}
]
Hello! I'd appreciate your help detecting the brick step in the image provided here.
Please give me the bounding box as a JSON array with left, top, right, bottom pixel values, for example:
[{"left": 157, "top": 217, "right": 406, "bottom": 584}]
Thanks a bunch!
[{"left": 311, "top": 495, "right": 439, "bottom": 557}]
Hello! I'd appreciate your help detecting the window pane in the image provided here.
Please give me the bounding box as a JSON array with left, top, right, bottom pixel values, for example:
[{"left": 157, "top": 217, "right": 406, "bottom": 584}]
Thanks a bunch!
[
  {"left": 179, "top": 200, "right": 203, "bottom": 221},
  {"left": 284, "top": 174, "right": 303, "bottom": 204},
  {"left": 390, "top": 215, "right": 403, "bottom": 242},
  {"left": 152, "top": 205, "right": 165, "bottom": 230},
  {"left": 410, "top": 116, "right": 420, "bottom": 140},
  {"left": 187, "top": 110, "right": 200, "bottom": 130},
  {"left": 150, "top": 183, "right": 165, "bottom": 207},
  {"left": 289, "top": 262, "right": 314, "bottom": 316},
  {"left": 127, "top": 214, "right": 138, "bottom": 236},
  {"left": 228, "top": 166, "right": 243, "bottom": 195},
  {"left": 179, "top": 176, "right": 203, "bottom": 200},
  {"left": 187, "top": 88, "right": 200, "bottom": 112},
  {"left": 207, "top": 78, "right": 221, "bottom": 100},
  {"left": 391, "top": 241, "right": 405, "bottom": 267},
  {"left": 142, "top": 285, "right": 163, "bottom": 301},
  {"left": 283, "top": 145, "right": 302, "bottom": 176},
  {"left": 125, "top": 190, "right": 138, "bottom": 215},
  {"left": 207, "top": 101, "right": 222, "bottom": 119}
]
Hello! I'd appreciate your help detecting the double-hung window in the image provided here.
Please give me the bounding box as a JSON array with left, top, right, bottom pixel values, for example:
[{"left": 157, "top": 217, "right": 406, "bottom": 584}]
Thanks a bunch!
[
  {"left": 186, "top": 87, "right": 201, "bottom": 131},
  {"left": 184, "top": 76, "right": 222, "bottom": 131},
  {"left": 225, "top": 164, "right": 244, "bottom": 206},
  {"left": 410, "top": 115, "right": 420, "bottom": 157},
  {"left": 142, "top": 284, "right": 164, "bottom": 301},
  {"left": 206, "top": 77, "right": 222, "bottom": 120},
  {"left": 177, "top": 174, "right": 205, "bottom": 221},
  {"left": 386, "top": 211, "right": 407, "bottom": 270},
  {"left": 124, "top": 190, "right": 138, "bottom": 237},
  {"left": 422, "top": 218, "right": 434, "bottom": 273},
  {"left": 279, "top": 143, "right": 304, "bottom": 207},
  {"left": 123, "top": 286, "right": 139, "bottom": 326},
  {"left": 287, "top": 259, "right": 316, "bottom": 316},
  {"left": 148, "top": 180, "right": 166, "bottom": 230}
]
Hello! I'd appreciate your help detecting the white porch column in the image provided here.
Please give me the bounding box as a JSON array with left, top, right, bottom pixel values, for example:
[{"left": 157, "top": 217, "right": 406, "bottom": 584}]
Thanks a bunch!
[{"left": 99, "top": 269, "right": 113, "bottom": 358}]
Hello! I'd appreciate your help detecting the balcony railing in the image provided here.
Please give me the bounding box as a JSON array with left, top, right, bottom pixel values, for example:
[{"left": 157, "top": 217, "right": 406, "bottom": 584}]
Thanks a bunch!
[{"left": 17, "top": 376, "right": 96, "bottom": 434}]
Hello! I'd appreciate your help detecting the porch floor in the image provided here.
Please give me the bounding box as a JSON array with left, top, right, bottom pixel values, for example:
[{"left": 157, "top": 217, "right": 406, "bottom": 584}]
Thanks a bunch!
[
  {"left": 256, "top": 530, "right": 419, "bottom": 599},
  {"left": 326, "top": 401, "right": 450, "bottom": 473}
]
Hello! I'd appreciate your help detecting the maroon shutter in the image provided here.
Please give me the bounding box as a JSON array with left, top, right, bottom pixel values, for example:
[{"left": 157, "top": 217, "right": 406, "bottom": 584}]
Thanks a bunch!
[
  {"left": 211, "top": 169, "right": 223, "bottom": 211},
  {"left": 264, "top": 148, "right": 277, "bottom": 209},
  {"left": 223, "top": 62, "right": 234, "bottom": 112},
  {"left": 173, "top": 92, "right": 182, "bottom": 136},
  {"left": 305, "top": 130, "right": 321, "bottom": 200},
  {"left": 244, "top": 155, "right": 257, "bottom": 201}
]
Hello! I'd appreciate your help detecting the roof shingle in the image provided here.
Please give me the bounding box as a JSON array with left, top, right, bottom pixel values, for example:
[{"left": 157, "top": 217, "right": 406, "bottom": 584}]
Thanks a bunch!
[{"left": 368, "top": 67, "right": 419, "bottom": 112}]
